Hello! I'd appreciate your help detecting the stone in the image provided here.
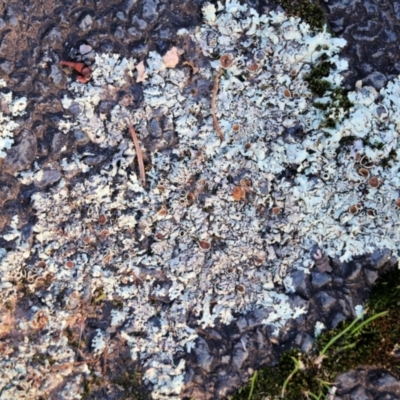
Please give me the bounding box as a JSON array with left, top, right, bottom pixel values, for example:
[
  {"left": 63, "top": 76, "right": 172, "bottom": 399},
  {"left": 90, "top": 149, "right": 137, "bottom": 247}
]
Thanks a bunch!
[
  {"left": 231, "top": 342, "right": 249, "bottom": 370},
  {"left": 4, "top": 130, "right": 37, "bottom": 173},
  {"left": 195, "top": 337, "right": 213, "bottom": 372},
  {"left": 290, "top": 270, "right": 311, "bottom": 299},
  {"left": 50, "top": 64, "right": 63, "bottom": 85},
  {"left": 0, "top": 173, "right": 20, "bottom": 207},
  {"left": 128, "top": 27, "right": 141, "bottom": 39},
  {"left": 350, "top": 385, "right": 372, "bottom": 400},
  {"left": 73, "top": 130, "right": 90, "bottom": 146},
  {"left": 79, "top": 44, "right": 92, "bottom": 55},
  {"left": 340, "top": 262, "right": 362, "bottom": 281},
  {"left": 335, "top": 370, "right": 361, "bottom": 393},
  {"left": 114, "top": 26, "right": 125, "bottom": 39},
  {"left": 330, "top": 312, "right": 346, "bottom": 329},
  {"left": 370, "top": 372, "right": 400, "bottom": 391},
  {"left": 34, "top": 162, "right": 61, "bottom": 188},
  {"left": 51, "top": 132, "right": 68, "bottom": 158},
  {"left": 368, "top": 250, "right": 392, "bottom": 270},
  {"left": 394, "top": 2, "right": 400, "bottom": 20},
  {"left": 316, "top": 292, "right": 336, "bottom": 311},
  {"left": 79, "top": 14, "right": 93, "bottom": 31},
  {"left": 83, "top": 154, "right": 107, "bottom": 166},
  {"left": 148, "top": 118, "right": 162, "bottom": 137},
  {"left": 363, "top": 71, "right": 388, "bottom": 90},
  {"left": 311, "top": 271, "right": 332, "bottom": 290},
  {"left": 142, "top": 0, "right": 158, "bottom": 22},
  {"left": 235, "top": 317, "right": 248, "bottom": 333},
  {"left": 364, "top": 268, "right": 378, "bottom": 286},
  {"left": 131, "top": 15, "right": 148, "bottom": 30},
  {"left": 116, "top": 11, "right": 127, "bottom": 21}
]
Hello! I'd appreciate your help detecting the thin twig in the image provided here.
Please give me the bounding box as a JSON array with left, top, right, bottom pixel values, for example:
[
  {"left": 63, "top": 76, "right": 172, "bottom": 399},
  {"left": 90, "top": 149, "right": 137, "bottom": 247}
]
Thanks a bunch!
[
  {"left": 211, "top": 68, "right": 224, "bottom": 141},
  {"left": 125, "top": 117, "right": 146, "bottom": 186},
  {"left": 52, "top": 358, "right": 99, "bottom": 371}
]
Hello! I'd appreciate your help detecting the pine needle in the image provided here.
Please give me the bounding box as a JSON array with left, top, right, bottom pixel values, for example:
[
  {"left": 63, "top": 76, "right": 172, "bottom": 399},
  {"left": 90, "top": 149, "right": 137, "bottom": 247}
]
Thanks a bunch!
[
  {"left": 125, "top": 117, "right": 146, "bottom": 186},
  {"left": 211, "top": 68, "right": 224, "bottom": 141}
]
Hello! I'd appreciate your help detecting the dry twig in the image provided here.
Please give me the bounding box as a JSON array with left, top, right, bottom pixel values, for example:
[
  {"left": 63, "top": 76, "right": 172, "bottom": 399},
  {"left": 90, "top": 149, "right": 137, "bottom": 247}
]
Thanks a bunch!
[
  {"left": 211, "top": 68, "right": 224, "bottom": 141},
  {"left": 125, "top": 117, "right": 146, "bottom": 186}
]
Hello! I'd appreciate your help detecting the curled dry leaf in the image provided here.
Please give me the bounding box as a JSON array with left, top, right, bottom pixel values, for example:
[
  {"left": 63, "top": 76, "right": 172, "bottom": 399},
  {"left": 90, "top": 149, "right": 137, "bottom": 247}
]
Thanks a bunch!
[
  {"left": 232, "top": 186, "right": 245, "bottom": 201},
  {"left": 182, "top": 60, "right": 199, "bottom": 74},
  {"left": 136, "top": 60, "right": 147, "bottom": 83},
  {"left": 162, "top": 47, "right": 180, "bottom": 69}
]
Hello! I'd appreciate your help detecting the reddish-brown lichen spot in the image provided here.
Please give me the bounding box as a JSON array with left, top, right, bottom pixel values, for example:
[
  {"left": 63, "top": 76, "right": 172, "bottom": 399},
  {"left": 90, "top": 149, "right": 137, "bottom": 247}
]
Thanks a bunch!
[
  {"left": 396, "top": 198, "right": 400, "bottom": 207},
  {"left": 220, "top": 54, "right": 233, "bottom": 69},
  {"left": 283, "top": 88, "right": 292, "bottom": 98},
  {"left": 186, "top": 192, "right": 196, "bottom": 204},
  {"left": 37, "top": 261, "right": 46, "bottom": 269},
  {"left": 232, "top": 123, "right": 240, "bottom": 132},
  {"left": 100, "top": 229, "right": 110, "bottom": 238},
  {"left": 232, "top": 186, "right": 245, "bottom": 201},
  {"left": 98, "top": 214, "right": 107, "bottom": 225},
  {"left": 156, "top": 233, "right": 165, "bottom": 240},
  {"left": 244, "top": 142, "right": 252, "bottom": 150},
  {"left": 358, "top": 168, "right": 369, "bottom": 178},
  {"left": 83, "top": 236, "right": 92, "bottom": 244},
  {"left": 348, "top": 205, "right": 358, "bottom": 214},
  {"left": 240, "top": 178, "right": 251, "bottom": 187},
  {"left": 157, "top": 185, "right": 165, "bottom": 193},
  {"left": 367, "top": 209, "right": 376, "bottom": 217},
  {"left": 290, "top": 69, "right": 297, "bottom": 76},
  {"left": 199, "top": 240, "right": 211, "bottom": 250},
  {"left": 157, "top": 205, "right": 167, "bottom": 216},
  {"left": 103, "top": 253, "right": 112, "bottom": 264},
  {"left": 66, "top": 261, "right": 75, "bottom": 269},
  {"left": 368, "top": 176, "right": 380, "bottom": 188},
  {"left": 272, "top": 206, "right": 281, "bottom": 215},
  {"left": 236, "top": 285, "right": 245, "bottom": 293},
  {"left": 247, "top": 62, "right": 259, "bottom": 72}
]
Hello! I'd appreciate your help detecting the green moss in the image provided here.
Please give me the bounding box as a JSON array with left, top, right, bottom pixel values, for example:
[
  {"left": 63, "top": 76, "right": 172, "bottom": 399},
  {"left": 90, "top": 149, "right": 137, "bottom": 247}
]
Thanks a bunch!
[
  {"left": 273, "top": 0, "right": 325, "bottom": 31},
  {"left": 232, "top": 267, "right": 400, "bottom": 400}
]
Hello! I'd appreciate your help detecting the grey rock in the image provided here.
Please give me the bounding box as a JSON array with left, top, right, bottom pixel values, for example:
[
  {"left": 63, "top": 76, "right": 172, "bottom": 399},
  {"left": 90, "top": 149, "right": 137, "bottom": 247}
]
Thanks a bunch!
[
  {"left": 371, "top": 372, "right": 400, "bottom": 391},
  {"left": 350, "top": 385, "right": 372, "bottom": 400},
  {"left": 148, "top": 118, "right": 162, "bottom": 137},
  {"left": 316, "top": 292, "right": 337, "bottom": 311},
  {"left": 131, "top": 43, "right": 149, "bottom": 58},
  {"left": 290, "top": 270, "right": 311, "bottom": 299},
  {"left": 196, "top": 337, "right": 213, "bottom": 372},
  {"left": 336, "top": 370, "right": 360, "bottom": 392},
  {"left": 128, "top": 27, "right": 142, "bottom": 39},
  {"left": 363, "top": 71, "right": 387, "bottom": 90},
  {"left": 341, "top": 262, "right": 362, "bottom": 281},
  {"left": 69, "top": 102, "right": 82, "bottom": 117},
  {"left": 114, "top": 26, "right": 125, "bottom": 39},
  {"left": 131, "top": 15, "right": 148, "bottom": 30},
  {"left": 330, "top": 312, "right": 346, "bottom": 329},
  {"left": 83, "top": 154, "right": 107, "bottom": 166},
  {"left": 161, "top": 115, "right": 174, "bottom": 131},
  {"left": 79, "top": 44, "right": 92, "bottom": 55},
  {"left": 231, "top": 342, "right": 249, "bottom": 370},
  {"left": 382, "top": 29, "right": 397, "bottom": 44},
  {"left": 364, "top": 268, "right": 378, "bottom": 286},
  {"left": 369, "top": 250, "right": 392, "bottom": 269},
  {"left": 51, "top": 132, "right": 68, "bottom": 158},
  {"left": 142, "top": 0, "right": 158, "bottom": 22},
  {"left": 34, "top": 162, "right": 61, "bottom": 188},
  {"left": 338, "top": 299, "right": 353, "bottom": 317},
  {"left": 83, "top": 50, "right": 96, "bottom": 62},
  {"left": 4, "top": 130, "right": 37, "bottom": 173},
  {"left": 116, "top": 11, "right": 127, "bottom": 21},
  {"left": 74, "top": 130, "right": 90, "bottom": 146},
  {"left": 0, "top": 173, "right": 20, "bottom": 207},
  {"left": 0, "top": 60, "right": 12, "bottom": 74},
  {"left": 394, "top": 2, "right": 400, "bottom": 20},
  {"left": 0, "top": 18, "right": 5, "bottom": 30},
  {"left": 311, "top": 271, "right": 332, "bottom": 290},
  {"left": 50, "top": 65, "right": 63, "bottom": 85},
  {"left": 297, "top": 332, "right": 314, "bottom": 353},
  {"left": 235, "top": 317, "right": 248, "bottom": 333},
  {"left": 79, "top": 14, "right": 93, "bottom": 31},
  {"left": 351, "top": 21, "right": 381, "bottom": 41},
  {"left": 44, "top": 27, "right": 62, "bottom": 42}
]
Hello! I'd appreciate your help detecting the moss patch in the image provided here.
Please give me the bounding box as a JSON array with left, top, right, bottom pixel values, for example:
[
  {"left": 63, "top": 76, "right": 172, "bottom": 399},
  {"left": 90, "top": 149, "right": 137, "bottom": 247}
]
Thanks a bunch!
[
  {"left": 231, "top": 266, "right": 400, "bottom": 399},
  {"left": 273, "top": 0, "right": 325, "bottom": 31}
]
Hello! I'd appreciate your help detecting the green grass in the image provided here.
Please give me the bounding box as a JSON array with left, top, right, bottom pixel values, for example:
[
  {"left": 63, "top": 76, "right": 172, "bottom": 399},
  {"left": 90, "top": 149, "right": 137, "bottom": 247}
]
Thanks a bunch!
[{"left": 231, "top": 266, "right": 400, "bottom": 400}]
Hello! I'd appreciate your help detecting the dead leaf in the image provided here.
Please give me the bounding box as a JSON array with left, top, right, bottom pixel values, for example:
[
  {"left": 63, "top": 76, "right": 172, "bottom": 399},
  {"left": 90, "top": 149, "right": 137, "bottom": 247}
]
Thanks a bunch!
[
  {"left": 136, "top": 61, "right": 147, "bottom": 83},
  {"left": 232, "top": 186, "right": 245, "bottom": 201},
  {"left": 182, "top": 61, "right": 199, "bottom": 74},
  {"left": 162, "top": 47, "right": 180, "bottom": 69}
]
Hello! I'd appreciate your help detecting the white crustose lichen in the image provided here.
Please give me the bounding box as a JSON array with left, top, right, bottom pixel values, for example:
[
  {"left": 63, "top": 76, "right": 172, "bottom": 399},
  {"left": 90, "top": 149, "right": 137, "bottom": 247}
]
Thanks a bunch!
[{"left": 1, "top": 1, "right": 400, "bottom": 399}]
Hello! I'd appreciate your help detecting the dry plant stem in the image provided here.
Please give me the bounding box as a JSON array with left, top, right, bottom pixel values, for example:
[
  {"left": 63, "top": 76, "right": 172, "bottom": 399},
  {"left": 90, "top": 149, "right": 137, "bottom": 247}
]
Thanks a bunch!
[
  {"left": 212, "top": 68, "right": 225, "bottom": 141},
  {"left": 52, "top": 358, "right": 99, "bottom": 371},
  {"left": 125, "top": 117, "right": 146, "bottom": 186}
]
